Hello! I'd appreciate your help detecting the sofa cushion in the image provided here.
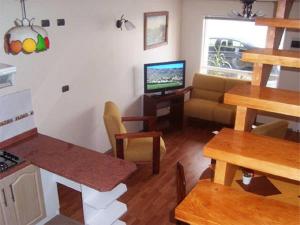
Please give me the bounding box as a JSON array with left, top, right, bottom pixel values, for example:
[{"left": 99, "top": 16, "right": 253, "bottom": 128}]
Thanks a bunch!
[
  {"left": 225, "top": 78, "right": 250, "bottom": 92},
  {"left": 191, "top": 89, "right": 224, "bottom": 102},
  {"left": 184, "top": 99, "right": 218, "bottom": 121},
  {"left": 192, "top": 73, "right": 225, "bottom": 93},
  {"left": 213, "top": 104, "right": 236, "bottom": 125}
]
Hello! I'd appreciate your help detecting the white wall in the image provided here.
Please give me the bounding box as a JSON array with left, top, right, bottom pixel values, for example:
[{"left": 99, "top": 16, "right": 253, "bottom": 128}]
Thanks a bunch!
[{"left": 0, "top": 0, "right": 182, "bottom": 152}]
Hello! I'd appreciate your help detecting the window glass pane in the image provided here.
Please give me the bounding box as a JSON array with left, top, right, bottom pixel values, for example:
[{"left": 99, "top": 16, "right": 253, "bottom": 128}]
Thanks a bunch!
[{"left": 201, "top": 17, "right": 281, "bottom": 88}]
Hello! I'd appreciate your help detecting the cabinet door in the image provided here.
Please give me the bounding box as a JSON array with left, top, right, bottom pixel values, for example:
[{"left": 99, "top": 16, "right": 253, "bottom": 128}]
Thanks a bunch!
[
  {"left": 9, "top": 165, "right": 45, "bottom": 225},
  {"left": 0, "top": 187, "right": 8, "bottom": 225},
  {"left": 0, "top": 186, "right": 17, "bottom": 225},
  {"left": 0, "top": 201, "right": 5, "bottom": 225}
]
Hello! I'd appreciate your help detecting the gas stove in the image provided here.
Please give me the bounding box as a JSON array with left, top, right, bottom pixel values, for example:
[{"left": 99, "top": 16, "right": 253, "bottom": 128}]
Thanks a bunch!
[{"left": 0, "top": 151, "right": 24, "bottom": 172}]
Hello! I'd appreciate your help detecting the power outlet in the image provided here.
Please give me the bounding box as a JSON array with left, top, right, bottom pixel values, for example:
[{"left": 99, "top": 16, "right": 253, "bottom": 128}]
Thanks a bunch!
[
  {"left": 41, "top": 20, "right": 50, "bottom": 27},
  {"left": 62, "top": 85, "right": 69, "bottom": 93},
  {"left": 57, "top": 19, "right": 65, "bottom": 26}
]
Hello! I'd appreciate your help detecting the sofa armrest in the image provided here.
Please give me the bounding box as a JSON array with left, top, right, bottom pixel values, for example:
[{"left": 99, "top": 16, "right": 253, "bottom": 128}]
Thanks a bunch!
[
  {"left": 176, "top": 86, "right": 193, "bottom": 98},
  {"left": 182, "top": 86, "right": 193, "bottom": 95}
]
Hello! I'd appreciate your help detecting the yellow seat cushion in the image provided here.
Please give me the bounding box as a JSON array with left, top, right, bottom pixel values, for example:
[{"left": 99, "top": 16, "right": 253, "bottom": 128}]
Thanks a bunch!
[
  {"left": 126, "top": 137, "right": 166, "bottom": 162},
  {"left": 184, "top": 98, "right": 218, "bottom": 121},
  {"left": 213, "top": 104, "right": 236, "bottom": 125}
]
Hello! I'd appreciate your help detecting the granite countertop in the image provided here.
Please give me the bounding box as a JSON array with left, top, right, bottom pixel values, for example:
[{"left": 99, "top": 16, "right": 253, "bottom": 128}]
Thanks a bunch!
[{"left": 2, "top": 133, "right": 137, "bottom": 192}]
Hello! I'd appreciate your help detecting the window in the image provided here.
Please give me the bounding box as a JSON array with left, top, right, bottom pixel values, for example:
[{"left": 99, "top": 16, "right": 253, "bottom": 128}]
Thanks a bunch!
[{"left": 201, "top": 17, "right": 282, "bottom": 87}]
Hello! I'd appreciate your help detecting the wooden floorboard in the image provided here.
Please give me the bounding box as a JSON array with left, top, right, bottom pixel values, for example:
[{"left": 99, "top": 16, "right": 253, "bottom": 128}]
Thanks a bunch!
[{"left": 57, "top": 121, "right": 299, "bottom": 225}]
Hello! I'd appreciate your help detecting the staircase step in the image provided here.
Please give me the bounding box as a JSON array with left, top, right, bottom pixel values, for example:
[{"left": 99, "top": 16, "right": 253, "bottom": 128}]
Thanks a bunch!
[
  {"left": 224, "top": 84, "right": 300, "bottom": 117},
  {"left": 175, "top": 180, "right": 299, "bottom": 225},
  {"left": 204, "top": 128, "right": 300, "bottom": 181},
  {"left": 256, "top": 18, "right": 300, "bottom": 29},
  {"left": 242, "top": 48, "right": 300, "bottom": 68}
]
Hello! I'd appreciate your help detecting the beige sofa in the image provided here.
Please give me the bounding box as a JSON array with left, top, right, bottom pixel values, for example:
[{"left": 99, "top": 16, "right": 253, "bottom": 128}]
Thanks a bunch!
[{"left": 184, "top": 74, "right": 250, "bottom": 125}]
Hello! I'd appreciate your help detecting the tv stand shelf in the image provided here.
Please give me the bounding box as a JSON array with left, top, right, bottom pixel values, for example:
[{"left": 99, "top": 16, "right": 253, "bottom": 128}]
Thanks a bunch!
[{"left": 143, "top": 93, "right": 184, "bottom": 131}]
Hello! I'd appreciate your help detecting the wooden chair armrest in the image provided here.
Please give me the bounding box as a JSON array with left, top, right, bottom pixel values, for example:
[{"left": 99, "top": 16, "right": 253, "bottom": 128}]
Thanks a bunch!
[
  {"left": 115, "top": 131, "right": 161, "bottom": 140},
  {"left": 121, "top": 116, "right": 156, "bottom": 131},
  {"left": 122, "top": 116, "right": 156, "bottom": 122}
]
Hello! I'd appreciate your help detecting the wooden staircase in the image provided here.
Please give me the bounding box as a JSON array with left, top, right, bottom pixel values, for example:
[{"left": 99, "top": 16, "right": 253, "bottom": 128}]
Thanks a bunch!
[
  {"left": 256, "top": 18, "right": 300, "bottom": 29},
  {"left": 242, "top": 49, "right": 300, "bottom": 68},
  {"left": 175, "top": 180, "right": 299, "bottom": 225},
  {"left": 175, "top": 0, "right": 300, "bottom": 225},
  {"left": 176, "top": 1, "right": 300, "bottom": 224},
  {"left": 204, "top": 128, "right": 300, "bottom": 183},
  {"left": 216, "top": 0, "right": 300, "bottom": 184}
]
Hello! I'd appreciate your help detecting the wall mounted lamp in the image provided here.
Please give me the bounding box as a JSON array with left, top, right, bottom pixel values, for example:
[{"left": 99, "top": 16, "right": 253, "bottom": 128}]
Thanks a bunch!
[
  {"left": 116, "top": 15, "right": 135, "bottom": 31},
  {"left": 4, "top": 0, "right": 50, "bottom": 55}
]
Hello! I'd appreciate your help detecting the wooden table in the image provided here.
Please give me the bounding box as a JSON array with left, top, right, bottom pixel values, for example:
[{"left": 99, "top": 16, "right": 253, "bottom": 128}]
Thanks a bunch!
[{"left": 175, "top": 180, "right": 299, "bottom": 225}]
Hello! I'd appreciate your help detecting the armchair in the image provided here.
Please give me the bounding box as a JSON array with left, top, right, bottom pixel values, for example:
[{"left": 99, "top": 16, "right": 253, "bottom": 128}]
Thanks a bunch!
[{"left": 103, "top": 101, "right": 166, "bottom": 174}]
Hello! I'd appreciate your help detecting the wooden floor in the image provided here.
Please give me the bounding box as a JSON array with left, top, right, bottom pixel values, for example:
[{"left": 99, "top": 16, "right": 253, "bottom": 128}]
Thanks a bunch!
[{"left": 58, "top": 121, "right": 299, "bottom": 225}]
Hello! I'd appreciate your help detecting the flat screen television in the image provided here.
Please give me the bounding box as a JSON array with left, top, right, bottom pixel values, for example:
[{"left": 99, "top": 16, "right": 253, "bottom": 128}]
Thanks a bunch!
[{"left": 144, "top": 60, "right": 186, "bottom": 95}]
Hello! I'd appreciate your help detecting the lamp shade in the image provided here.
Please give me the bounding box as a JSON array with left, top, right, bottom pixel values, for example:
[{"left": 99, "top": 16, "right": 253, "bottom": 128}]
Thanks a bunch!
[
  {"left": 124, "top": 20, "right": 136, "bottom": 31},
  {"left": 5, "top": 21, "right": 50, "bottom": 55}
]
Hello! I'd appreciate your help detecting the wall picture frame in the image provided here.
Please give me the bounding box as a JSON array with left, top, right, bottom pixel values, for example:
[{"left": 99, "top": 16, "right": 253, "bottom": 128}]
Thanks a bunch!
[{"left": 144, "top": 11, "right": 169, "bottom": 50}]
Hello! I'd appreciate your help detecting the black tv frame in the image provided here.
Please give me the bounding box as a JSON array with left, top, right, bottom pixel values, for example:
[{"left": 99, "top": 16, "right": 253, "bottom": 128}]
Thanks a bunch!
[{"left": 144, "top": 60, "right": 186, "bottom": 96}]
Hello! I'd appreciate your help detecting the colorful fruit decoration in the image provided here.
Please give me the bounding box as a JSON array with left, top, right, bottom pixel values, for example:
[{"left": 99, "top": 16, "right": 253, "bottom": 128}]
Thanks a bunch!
[
  {"left": 5, "top": 23, "right": 49, "bottom": 55},
  {"left": 4, "top": 34, "right": 11, "bottom": 53},
  {"left": 36, "top": 34, "right": 46, "bottom": 52},
  {"left": 4, "top": 0, "right": 49, "bottom": 55},
  {"left": 22, "top": 38, "right": 36, "bottom": 53},
  {"left": 10, "top": 41, "right": 23, "bottom": 54},
  {"left": 45, "top": 37, "right": 50, "bottom": 49}
]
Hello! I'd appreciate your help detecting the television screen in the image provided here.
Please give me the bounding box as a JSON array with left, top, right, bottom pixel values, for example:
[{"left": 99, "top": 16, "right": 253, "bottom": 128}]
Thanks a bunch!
[{"left": 144, "top": 60, "right": 185, "bottom": 94}]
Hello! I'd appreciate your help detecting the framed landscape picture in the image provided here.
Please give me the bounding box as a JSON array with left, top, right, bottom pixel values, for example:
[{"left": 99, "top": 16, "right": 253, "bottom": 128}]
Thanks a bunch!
[{"left": 144, "top": 11, "right": 169, "bottom": 50}]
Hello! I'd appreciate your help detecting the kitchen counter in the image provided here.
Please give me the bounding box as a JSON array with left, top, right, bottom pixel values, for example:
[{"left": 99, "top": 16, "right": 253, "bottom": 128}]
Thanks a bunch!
[{"left": 4, "top": 133, "right": 137, "bottom": 192}]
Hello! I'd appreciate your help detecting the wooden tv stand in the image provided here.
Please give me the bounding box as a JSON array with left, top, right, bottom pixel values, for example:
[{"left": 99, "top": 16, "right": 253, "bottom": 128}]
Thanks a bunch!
[{"left": 143, "top": 93, "right": 184, "bottom": 131}]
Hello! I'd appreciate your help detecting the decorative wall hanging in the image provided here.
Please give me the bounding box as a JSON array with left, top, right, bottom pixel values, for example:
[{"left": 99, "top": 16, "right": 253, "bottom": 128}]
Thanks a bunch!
[
  {"left": 144, "top": 11, "right": 168, "bottom": 50},
  {"left": 4, "top": 0, "right": 50, "bottom": 55}
]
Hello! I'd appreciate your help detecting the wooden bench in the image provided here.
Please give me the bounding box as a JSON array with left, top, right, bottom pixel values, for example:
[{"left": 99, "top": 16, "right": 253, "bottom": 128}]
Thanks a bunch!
[
  {"left": 203, "top": 128, "right": 300, "bottom": 185},
  {"left": 175, "top": 180, "right": 299, "bottom": 225}
]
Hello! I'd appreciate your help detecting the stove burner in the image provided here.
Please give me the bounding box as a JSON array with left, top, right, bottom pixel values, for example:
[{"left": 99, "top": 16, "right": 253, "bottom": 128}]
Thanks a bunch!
[
  {"left": 0, "top": 162, "right": 9, "bottom": 172},
  {"left": 0, "top": 150, "right": 24, "bottom": 173}
]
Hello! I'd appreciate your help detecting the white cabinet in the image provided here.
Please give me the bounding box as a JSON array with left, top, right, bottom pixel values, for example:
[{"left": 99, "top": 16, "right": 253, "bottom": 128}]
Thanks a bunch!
[{"left": 0, "top": 165, "right": 46, "bottom": 225}]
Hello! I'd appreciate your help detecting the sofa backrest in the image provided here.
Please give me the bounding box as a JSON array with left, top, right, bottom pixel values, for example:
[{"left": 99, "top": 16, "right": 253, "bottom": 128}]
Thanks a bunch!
[
  {"left": 191, "top": 73, "right": 250, "bottom": 103},
  {"left": 224, "top": 78, "right": 250, "bottom": 92}
]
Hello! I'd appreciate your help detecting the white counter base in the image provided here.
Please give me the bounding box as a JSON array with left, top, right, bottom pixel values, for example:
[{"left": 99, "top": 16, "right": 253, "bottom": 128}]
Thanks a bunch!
[{"left": 36, "top": 169, "right": 127, "bottom": 225}]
